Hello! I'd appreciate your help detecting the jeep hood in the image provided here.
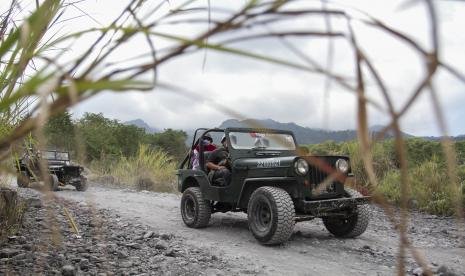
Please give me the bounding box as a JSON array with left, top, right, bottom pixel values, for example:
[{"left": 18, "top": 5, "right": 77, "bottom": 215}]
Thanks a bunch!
[{"left": 232, "top": 156, "right": 297, "bottom": 170}]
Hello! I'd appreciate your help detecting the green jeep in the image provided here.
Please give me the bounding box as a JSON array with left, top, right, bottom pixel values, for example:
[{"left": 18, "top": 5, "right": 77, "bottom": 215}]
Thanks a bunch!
[
  {"left": 16, "top": 149, "right": 87, "bottom": 192},
  {"left": 177, "top": 128, "right": 370, "bottom": 245}
]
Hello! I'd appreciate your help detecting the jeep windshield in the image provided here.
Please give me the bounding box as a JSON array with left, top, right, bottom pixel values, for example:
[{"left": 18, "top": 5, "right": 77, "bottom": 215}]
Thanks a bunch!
[
  {"left": 229, "top": 131, "right": 296, "bottom": 150},
  {"left": 42, "top": 151, "right": 69, "bottom": 161}
]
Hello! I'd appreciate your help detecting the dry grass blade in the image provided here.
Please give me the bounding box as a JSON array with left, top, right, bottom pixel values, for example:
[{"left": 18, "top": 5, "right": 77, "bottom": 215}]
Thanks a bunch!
[
  {"left": 63, "top": 207, "right": 80, "bottom": 236},
  {"left": 321, "top": 0, "right": 334, "bottom": 129}
]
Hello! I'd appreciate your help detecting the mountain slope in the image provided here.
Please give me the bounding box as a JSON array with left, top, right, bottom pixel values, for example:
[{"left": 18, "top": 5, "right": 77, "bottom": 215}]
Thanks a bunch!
[
  {"left": 124, "top": 119, "right": 160, "bottom": 134},
  {"left": 125, "top": 118, "right": 464, "bottom": 145}
]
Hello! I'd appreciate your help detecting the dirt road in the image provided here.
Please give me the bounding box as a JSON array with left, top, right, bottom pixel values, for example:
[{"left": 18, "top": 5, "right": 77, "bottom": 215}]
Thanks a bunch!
[{"left": 56, "top": 185, "right": 465, "bottom": 276}]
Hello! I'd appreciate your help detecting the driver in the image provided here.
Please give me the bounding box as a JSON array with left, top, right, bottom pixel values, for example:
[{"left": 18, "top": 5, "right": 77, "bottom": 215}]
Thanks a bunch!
[{"left": 206, "top": 135, "right": 231, "bottom": 186}]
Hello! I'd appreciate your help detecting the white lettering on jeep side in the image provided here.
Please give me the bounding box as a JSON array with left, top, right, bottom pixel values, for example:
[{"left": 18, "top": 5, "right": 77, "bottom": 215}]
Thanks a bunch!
[{"left": 257, "top": 159, "right": 281, "bottom": 168}]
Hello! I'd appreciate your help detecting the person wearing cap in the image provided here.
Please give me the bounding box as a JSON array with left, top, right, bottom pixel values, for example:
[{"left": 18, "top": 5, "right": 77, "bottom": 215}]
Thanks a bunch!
[
  {"left": 192, "top": 133, "right": 217, "bottom": 170},
  {"left": 195, "top": 133, "right": 216, "bottom": 152},
  {"left": 206, "top": 134, "right": 231, "bottom": 186}
]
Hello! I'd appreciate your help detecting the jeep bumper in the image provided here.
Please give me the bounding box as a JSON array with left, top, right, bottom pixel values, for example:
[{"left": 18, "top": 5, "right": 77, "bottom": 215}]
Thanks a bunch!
[
  {"left": 300, "top": 196, "right": 370, "bottom": 216},
  {"left": 68, "top": 177, "right": 83, "bottom": 185}
]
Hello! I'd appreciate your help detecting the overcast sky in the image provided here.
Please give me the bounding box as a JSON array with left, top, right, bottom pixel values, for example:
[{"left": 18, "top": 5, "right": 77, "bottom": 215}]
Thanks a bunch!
[{"left": 25, "top": 0, "right": 465, "bottom": 136}]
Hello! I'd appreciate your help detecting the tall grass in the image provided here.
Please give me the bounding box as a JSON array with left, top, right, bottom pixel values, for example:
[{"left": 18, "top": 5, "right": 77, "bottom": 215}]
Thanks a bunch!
[
  {"left": 91, "top": 144, "right": 177, "bottom": 193},
  {"left": 378, "top": 161, "right": 456, "bottom": 215},
  {"left": 0, "top": 187, "right": 26, "bottom": 240},
  {"left": 0, "top": 159, "right": 26, "bottom": 240}
]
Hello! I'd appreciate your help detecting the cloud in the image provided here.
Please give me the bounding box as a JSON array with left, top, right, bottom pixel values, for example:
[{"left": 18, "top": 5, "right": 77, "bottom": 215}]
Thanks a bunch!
[{"left": 69, "top": 0, "right": 465, "bottom": 137}]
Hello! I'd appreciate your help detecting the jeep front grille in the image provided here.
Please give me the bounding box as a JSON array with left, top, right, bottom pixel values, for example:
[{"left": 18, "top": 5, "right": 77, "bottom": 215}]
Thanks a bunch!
[
  {"left": 308, "top": 165, "right": 336, "bottom": 193},
  {"left": 309, "top": 165, "right": 327, "bottom": 185}
]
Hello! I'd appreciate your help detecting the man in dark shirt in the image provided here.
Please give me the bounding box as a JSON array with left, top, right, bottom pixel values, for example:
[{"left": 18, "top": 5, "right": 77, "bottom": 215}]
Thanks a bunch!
[{"left": 206, "top": 135, "right": 231, "bottom": 186}]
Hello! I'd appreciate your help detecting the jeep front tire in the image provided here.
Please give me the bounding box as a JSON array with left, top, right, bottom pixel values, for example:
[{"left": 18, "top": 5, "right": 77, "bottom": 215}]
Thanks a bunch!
[
  {"left": 17, "top": 172, "right": 30, "bottom": 188},
  {"left": 181, "top": 187, "right": 211, "bottom": 228},
  {"left": 322, "top": 188, "right": 370, "bottom": 238},
  {"left": 76, "top": 176, "right": 88, "bottom": 192},
  {"left": 247, "top": 186, "right": 295, "bottom": 245}
]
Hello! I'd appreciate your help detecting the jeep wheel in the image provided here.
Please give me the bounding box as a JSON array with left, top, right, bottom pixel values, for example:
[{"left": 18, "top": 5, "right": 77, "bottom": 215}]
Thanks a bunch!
[
  {"left": 322, "top": 188, "right": 370, "bottom": 238},
  {"left": 49, "top": 174, "right": 59, "bottom": 191},
  {"left": 76, "top": 176, "right": 88, "bottom": 192},
  {"left": 17, "top": 172, "right": 30, "bottom": 188},
  {"left": 247, "top": 186, "right": 295, "bottom": 245},
  {"left": 181, "top": 187, "right": 211, "bottom": 228}
]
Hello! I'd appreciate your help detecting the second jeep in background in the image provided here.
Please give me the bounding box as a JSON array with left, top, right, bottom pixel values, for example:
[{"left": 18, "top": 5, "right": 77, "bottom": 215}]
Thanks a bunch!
[{"left": 16, "top": 149, "right": 87, "bottom": 192}]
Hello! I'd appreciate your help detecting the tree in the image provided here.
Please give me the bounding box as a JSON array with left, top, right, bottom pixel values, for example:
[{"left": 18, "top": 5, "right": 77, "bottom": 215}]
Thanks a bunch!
[
  {"left": 43, "top": 110, "right": 75, "bottom": 151},
  {"left": 76, "top": 113, "right": 120, "bottom": 161},
  {"left": 146, "top": 129, "right": 187, "bottom": 161},
  {"left": 114, "top": 124, "right": 146, "bottom": 157},
  {"left": 75, "top": 113, "right": 148, "bottom": 162}
]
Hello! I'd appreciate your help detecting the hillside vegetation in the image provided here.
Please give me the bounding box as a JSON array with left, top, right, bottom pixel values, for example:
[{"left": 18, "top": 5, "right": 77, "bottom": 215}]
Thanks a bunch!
[
  {"left": 43, "top": 111, "right": 186, "bottom": 191},
  {"left": 44, "top": 112, "right": 465, "bottom": 214},
  {"left": 307, "top": 139, "right": 465, "bottom": 215},
  {"left": 45, "top": 112, "right": 465, "bottom": 215}
]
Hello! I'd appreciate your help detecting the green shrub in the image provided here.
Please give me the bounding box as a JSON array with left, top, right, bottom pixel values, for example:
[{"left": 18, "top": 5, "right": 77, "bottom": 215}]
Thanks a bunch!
[
  {"left": 338, "top": 141, "right": 396, "bottom": 188},
  {"left": 404, "top": 138, "right": 445, "bottom": 167},
  {"left": 457, "top": 165, "right": 465, "bottom": 184},
  {"left": 377, "top": 170, "right": 401, "bottom": 204},
  {"left": 456, "top": 141, "right": 465, "bottom": 165},
  {"left": 306, "top": 138, "right": 465, "bottom": 215},
  {"left": 409, "top": 160, "right": 455, "bottom": 215},
  {"left": 307, "top": 140, "right": 341, "bottom": 155},
  {"left": 376, "top": 159, "right": 457, "bottom": 215}
]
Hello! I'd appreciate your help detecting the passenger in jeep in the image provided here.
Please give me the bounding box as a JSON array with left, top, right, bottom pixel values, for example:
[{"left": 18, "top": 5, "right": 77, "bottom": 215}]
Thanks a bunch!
[
  {"left": 192, "top": 133, "right": 216, "bottom": 170},
  {"left": 206, "top": 135, "right": 230, "bottom": 186}
]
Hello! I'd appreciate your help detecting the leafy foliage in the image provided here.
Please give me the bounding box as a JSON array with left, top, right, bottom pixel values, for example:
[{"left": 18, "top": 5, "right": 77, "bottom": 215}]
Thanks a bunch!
[
  {"left": 43, "top": 111, "right": 74, "bottom": 152},
  {"left": 306, "top": 139, "right": 465, "bottom": 215},
  {"left": 43, "top": 112, "right": 187, "bottom": 163},
  {"left": 145, "top": 129, "right": 188, "bottom": 161},
  {"left": 75, "top": 113, "right": 143, "bottom": 161}
]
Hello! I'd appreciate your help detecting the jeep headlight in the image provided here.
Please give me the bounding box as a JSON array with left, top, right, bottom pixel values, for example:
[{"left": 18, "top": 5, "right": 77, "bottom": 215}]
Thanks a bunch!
[
  {"left": 294, "top": 158, "right": 309, "bottom": 176},
  {"left": 336, "top": 159, "right": 349, "bottom": 173}
]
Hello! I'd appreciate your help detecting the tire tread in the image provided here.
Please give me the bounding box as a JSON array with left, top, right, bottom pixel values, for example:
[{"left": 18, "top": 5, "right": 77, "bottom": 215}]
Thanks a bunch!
[
  {"left": 323, "top": 188, "right": 370, "bottom": 238},
  {"left": 248, "top": 186, "right": 295, "bottom": 245},
  {"left": 183, "top": 187, "right": 211, "bottom": 228}
]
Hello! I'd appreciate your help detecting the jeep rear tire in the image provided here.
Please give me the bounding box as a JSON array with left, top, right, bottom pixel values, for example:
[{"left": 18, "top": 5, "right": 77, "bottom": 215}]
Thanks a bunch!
[
  {"left": 49, "top": 174, "right": 59, "bottom": 191},
  {"left": 76, "top": 176, "right": 88, "bottom": 192},
  {"left": 181, "top": 187, "right": 211, "bottom": 228},
  {"left": 322, "top": 188, "right": 369, "bottom": 238},
  {"left": 247, "top": 186, "right": 295, "bottom": 245}
]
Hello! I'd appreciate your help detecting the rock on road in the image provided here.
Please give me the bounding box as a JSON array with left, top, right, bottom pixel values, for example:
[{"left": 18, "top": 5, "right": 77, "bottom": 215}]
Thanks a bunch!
[{"left": 56, "top": 185, "right": 465, "bottom": 276}]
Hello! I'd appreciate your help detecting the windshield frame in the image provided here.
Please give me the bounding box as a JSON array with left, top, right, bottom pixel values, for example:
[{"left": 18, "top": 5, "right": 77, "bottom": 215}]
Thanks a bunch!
[
  {"left": 41, "top": 150, "right": 70, "bottom": 161},
  {"left": 227, "top": 128, "right": 297, "bottom": 151}
]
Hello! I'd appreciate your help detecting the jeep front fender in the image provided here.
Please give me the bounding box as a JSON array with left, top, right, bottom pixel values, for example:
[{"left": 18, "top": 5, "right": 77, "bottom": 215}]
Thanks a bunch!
[{"left": 237, "top": 177, "right": 299, "bottom": 208}]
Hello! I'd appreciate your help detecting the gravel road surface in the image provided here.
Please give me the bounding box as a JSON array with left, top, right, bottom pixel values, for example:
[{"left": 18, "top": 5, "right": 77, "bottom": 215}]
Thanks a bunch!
[{"left": 51, "top": 184, "right": 465, "bottom": 276}]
